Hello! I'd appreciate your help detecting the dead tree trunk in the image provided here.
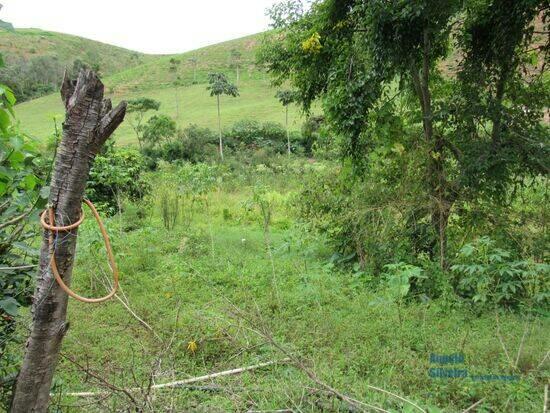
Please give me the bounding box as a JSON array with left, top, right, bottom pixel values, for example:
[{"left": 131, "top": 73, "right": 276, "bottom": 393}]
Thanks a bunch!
[{"left": 10, "top": 69, "right": 126, "bottom": 413}]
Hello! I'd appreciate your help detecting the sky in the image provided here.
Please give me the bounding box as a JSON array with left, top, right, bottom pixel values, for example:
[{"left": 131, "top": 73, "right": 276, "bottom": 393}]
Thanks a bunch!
[{"left": 0, "top": 0, "right": 280, "bottom": 54}]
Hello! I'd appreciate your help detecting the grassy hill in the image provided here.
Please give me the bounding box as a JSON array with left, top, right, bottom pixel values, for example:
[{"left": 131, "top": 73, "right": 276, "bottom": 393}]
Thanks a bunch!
[
  {"left": 0, "top": 28, "right": 153, "bottom": 75},
  {"left": 11, "top": 32, "right": 306, "bottom": 145}
]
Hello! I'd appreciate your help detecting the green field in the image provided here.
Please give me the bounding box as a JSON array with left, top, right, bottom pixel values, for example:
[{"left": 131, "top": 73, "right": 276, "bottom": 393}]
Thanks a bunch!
[
  {"left": 16, "top": 79, "right": 303, "bottom": 145},
  {"left": 10, "top": 31, "right": 307, "bottom": 145},
  {"left": 10, "top": 161, "right": 546, "bottom": 412}
]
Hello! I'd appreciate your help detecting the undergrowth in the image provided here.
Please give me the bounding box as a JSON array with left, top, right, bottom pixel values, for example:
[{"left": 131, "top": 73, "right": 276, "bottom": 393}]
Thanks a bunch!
[{"left": 8, "top": 160, "right": 549, "bottom": 412}]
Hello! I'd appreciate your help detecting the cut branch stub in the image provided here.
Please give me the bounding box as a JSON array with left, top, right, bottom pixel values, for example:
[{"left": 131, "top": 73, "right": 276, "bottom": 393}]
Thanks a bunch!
[{"left": 10, "top": 69, "right": 126, "bottom": 413}]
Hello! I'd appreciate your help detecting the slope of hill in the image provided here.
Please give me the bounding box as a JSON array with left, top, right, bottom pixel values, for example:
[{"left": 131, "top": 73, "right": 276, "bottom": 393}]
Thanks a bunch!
[
  {"left": 0, "top": 28, "right": 153, "bottom": 75},
  {"left": 13, "top": 32, "right": 306, "bottom": 145}
]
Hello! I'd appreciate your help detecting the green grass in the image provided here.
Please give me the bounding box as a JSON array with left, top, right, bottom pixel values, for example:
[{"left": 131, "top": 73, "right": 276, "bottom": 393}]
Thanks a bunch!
[
  {"left": 12, "top": 32, "right": 310, "bottom": 145},
  {"left": 0, "top": 28, "right": 153, "bottom": 75},
  {"left": 16, "top": 78, "right": 304, "bottom": 146},
  {"left": 12, "top": 160, "right": 546, "bottom": 412}
]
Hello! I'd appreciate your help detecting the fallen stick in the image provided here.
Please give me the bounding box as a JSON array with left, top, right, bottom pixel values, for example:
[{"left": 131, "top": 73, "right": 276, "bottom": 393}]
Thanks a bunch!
[
  {"left": 462, "top": 398, "right": 485, "bottom": 413},
  {"left": 62, "top": 358, "right": 289, "bottom": 397}
]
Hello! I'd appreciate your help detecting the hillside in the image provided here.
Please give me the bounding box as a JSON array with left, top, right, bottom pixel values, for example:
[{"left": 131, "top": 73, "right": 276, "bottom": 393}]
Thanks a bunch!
[
  {"left": 11, "top": 32, "right": 306, "bottom": 145},
  {"left": 0, "top": 28, "right": 152, "bottom": 75}
]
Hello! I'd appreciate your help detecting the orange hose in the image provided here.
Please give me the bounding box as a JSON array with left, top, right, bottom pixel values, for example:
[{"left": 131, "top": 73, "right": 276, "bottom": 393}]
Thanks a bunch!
[{"left": 40, "top": 199, "right": 118, "bottom": 303}]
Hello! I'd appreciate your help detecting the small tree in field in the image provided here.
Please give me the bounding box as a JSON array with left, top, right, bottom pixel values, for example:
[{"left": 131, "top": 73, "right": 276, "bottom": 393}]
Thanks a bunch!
[
  {"left": 169, "top": 58, "right": 181, "bottom": 121},
  {"left": 141, "top": 114, "right": 177, "bottom": 148},
  {"left": 207, "top": 73, "right": 239, "bottom": 160},
  {"left": 188, "top": 57, "right": 198, "bottom": 83},
  {"left": 127, "top": 97, "right": 160, "bottom": 150},
  {"left": 230, "top": 48, "right": 242, "bottom": 86},
  {"left": 276, "top": 90, "right": 296, "bottom": 154}
]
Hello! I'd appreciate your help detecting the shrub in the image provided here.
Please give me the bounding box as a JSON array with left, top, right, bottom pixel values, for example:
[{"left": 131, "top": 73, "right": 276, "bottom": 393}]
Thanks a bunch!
[
  {"left": 0, "top": 84, "right": 47, "bottom": 405},
  {"left": 300, "top": 115, "right": 324, "bottom": 155},
  {"left": 295, "top": 164, "right": 412, "bottom": 275},
  {"left": 451, "top": 237, "right": 549, "bottom": 309},
  {"left": 225, "top": 120, "right": 288, "bottom": 153},
  {"left": 141, "top": 114, "right": 177, "bottom": 148},
  {"left": 144, "top": 124, "right": 218, "bottom": 165},
  {"left": 87, "top": 147, "right": 149, "bottom": 214}
]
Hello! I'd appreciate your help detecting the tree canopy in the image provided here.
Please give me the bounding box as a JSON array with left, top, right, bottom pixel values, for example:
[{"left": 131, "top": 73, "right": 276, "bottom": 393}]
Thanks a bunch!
[
  {"left": 207, "top": 72, "right": 239, "bottom": 98},
  {"left": 258, "top": 0, "right": 549, "bottom": 266}
]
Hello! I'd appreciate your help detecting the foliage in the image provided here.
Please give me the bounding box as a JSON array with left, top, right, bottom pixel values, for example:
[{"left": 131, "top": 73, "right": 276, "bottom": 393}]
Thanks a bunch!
[
  {"left": 258, "top": 0, "right": 549, "bottom": 268},
  {"left": 0, "top": 55, "right": 64, "bottom": 102},
  {"left": 143, "top": 120, "right": 306, "bottom": 165},
  {"left": 86, "top": 147, "right": 149, "bottom": 215},
  {"left": 275, "top": 89, "right": 297, "bottom": 107},
  {"left": 145, "top": 124, "right": 218, "bottom": 165},
  {"left": 160, "top": 191, "right": 180, "bottom": 231},
  {"left": 0, "top": 72, "right": 46, "bottom": 405},
  {"left": 300, "top": 115, "right": 325, "bottom": 156},
  {"left": 452, "top": 237, "right": 550, "bottom": 309},
  {"left": 127, "top": 97, "right": 161, "bottom": 114},
  {"left": 141, "top": 114, "right": 177, "bottom": 148},
  {"left": 226, "top": 120, "right": 291, "bottom": 153},
  {"left": 382, "top": 262, "right": 426, "bottom": 302},
  {"left": 207, "top": 72, "right": 239, "bottom": 98},
  {"left": 126, "top": 97, "right": 161, "bottom": 149}
]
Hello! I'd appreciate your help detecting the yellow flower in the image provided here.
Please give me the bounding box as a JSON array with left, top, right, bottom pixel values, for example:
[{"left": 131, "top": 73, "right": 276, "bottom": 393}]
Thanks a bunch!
[
  {"left": 187, "top": 340, "right": 198, "bottom": 354},
  {"left": 302, "top": 32, "right": 322, "bottom": 54}
]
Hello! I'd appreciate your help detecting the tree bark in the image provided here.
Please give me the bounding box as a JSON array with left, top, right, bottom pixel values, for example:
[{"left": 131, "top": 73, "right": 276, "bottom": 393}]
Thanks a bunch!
[
  {"left": 411, "top": 29, "right": 452, "bottom": 270},
  {"left": 10, "top": 69, "right": 126, "bottom": 413}
]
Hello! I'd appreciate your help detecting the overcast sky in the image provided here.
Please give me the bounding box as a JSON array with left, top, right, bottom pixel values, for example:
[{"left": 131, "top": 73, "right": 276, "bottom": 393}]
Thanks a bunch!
[{"left": 0, "top": 0, "right": 280, "bottom": 54}]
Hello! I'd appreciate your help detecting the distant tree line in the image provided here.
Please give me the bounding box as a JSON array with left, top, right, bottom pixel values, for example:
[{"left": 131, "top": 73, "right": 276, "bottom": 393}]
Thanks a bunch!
[{"left": 0, "top": 55, "right": 100, "bottom": 102}]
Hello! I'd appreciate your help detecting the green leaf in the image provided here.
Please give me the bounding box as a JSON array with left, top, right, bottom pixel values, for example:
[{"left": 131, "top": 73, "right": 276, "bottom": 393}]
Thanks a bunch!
[
  {"left": 40, "top": 185, "right": 51, "bottom": 199},
  {"left": 13, "top": 242, "right": 40, "bottom": 256},
  {"left": 22, "top": 174, "right": 38, "bottom": 190},
  {"left": 0, "top": 297, "right": 20, "bottom": 316},
  {"left": 0, "top": 108, "right": 10, "bottom": 132}
]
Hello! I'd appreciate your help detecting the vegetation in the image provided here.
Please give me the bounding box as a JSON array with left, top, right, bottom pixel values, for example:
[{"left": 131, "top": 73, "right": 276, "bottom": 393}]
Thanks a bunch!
[
  {"left": 14, "top": 33, "right": 307, "bottom": 144},
  {"left": 258, "top": 0, "right": 549, "bottom": 270},
  {"left": 0, "top": 61, "right": 47, "bottom": 404},
  {"left": 2, "top": 2, "right": 548, "bottom": 412},
  {"left": 126, "top": 97, "right": 161, "bottom": 149},
  {"left": 276, "top": 90, "right": 297, "bottom": 154},
  {"left": 207, "top": 72, "right": 239, "bottom": 160},
  {"left": 0, "top": 28, "right": 149, "bottom": 101}
]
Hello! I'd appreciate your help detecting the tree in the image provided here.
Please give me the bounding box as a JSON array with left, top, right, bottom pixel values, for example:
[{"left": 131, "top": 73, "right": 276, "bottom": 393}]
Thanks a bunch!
[
  {"left": 169, "top": 58, "right": 182, "bottom": 121},
  {"left": 127, "top": 97, "right": 160, "bottom": 149},
  {"left": 188, "top": 57, "right": 198, "bottom": 83},
  {"left": 258, "top": 0, "right": 549, "bottom": 269},
  {"left": 141, "top": 114, "right": 177, "bottom": 148},
  {"left": 230, "top": 48, "right": 242, "bottom": 86},
  {"left": 207, "top": 73, "right": 239, "bottom": 160},
  {"left": 275, "top": 90, "right": 297, "bottom": 154},
  {"left": 10, "top": 69, "right": 126, "bottom": 412}
]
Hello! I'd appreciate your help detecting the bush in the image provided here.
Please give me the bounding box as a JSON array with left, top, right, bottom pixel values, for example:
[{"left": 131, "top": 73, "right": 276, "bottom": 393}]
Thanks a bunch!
[
  {"left": 144, "top": 124, "right": 218, "bottom": 165},
  {"left": 144, "top": 121, "right": 306, "bottom": 164},
  {"left": 141, "top": 114, "right": 177, "bottom": 148},
  {"left": 451, "top": 237, "right": 549, "bottom": 309},
  {"left": 295, "top": 164, "right": 413, "bottom": 275},
  {"left": 225, "top": 120, "right": 291, "bottom": 153},
  {"left": 87, "top": 147, "right": 149, "bottom": 214},
  {"left": 300, "top": 115, "right": 324, "bottom": 155}
]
